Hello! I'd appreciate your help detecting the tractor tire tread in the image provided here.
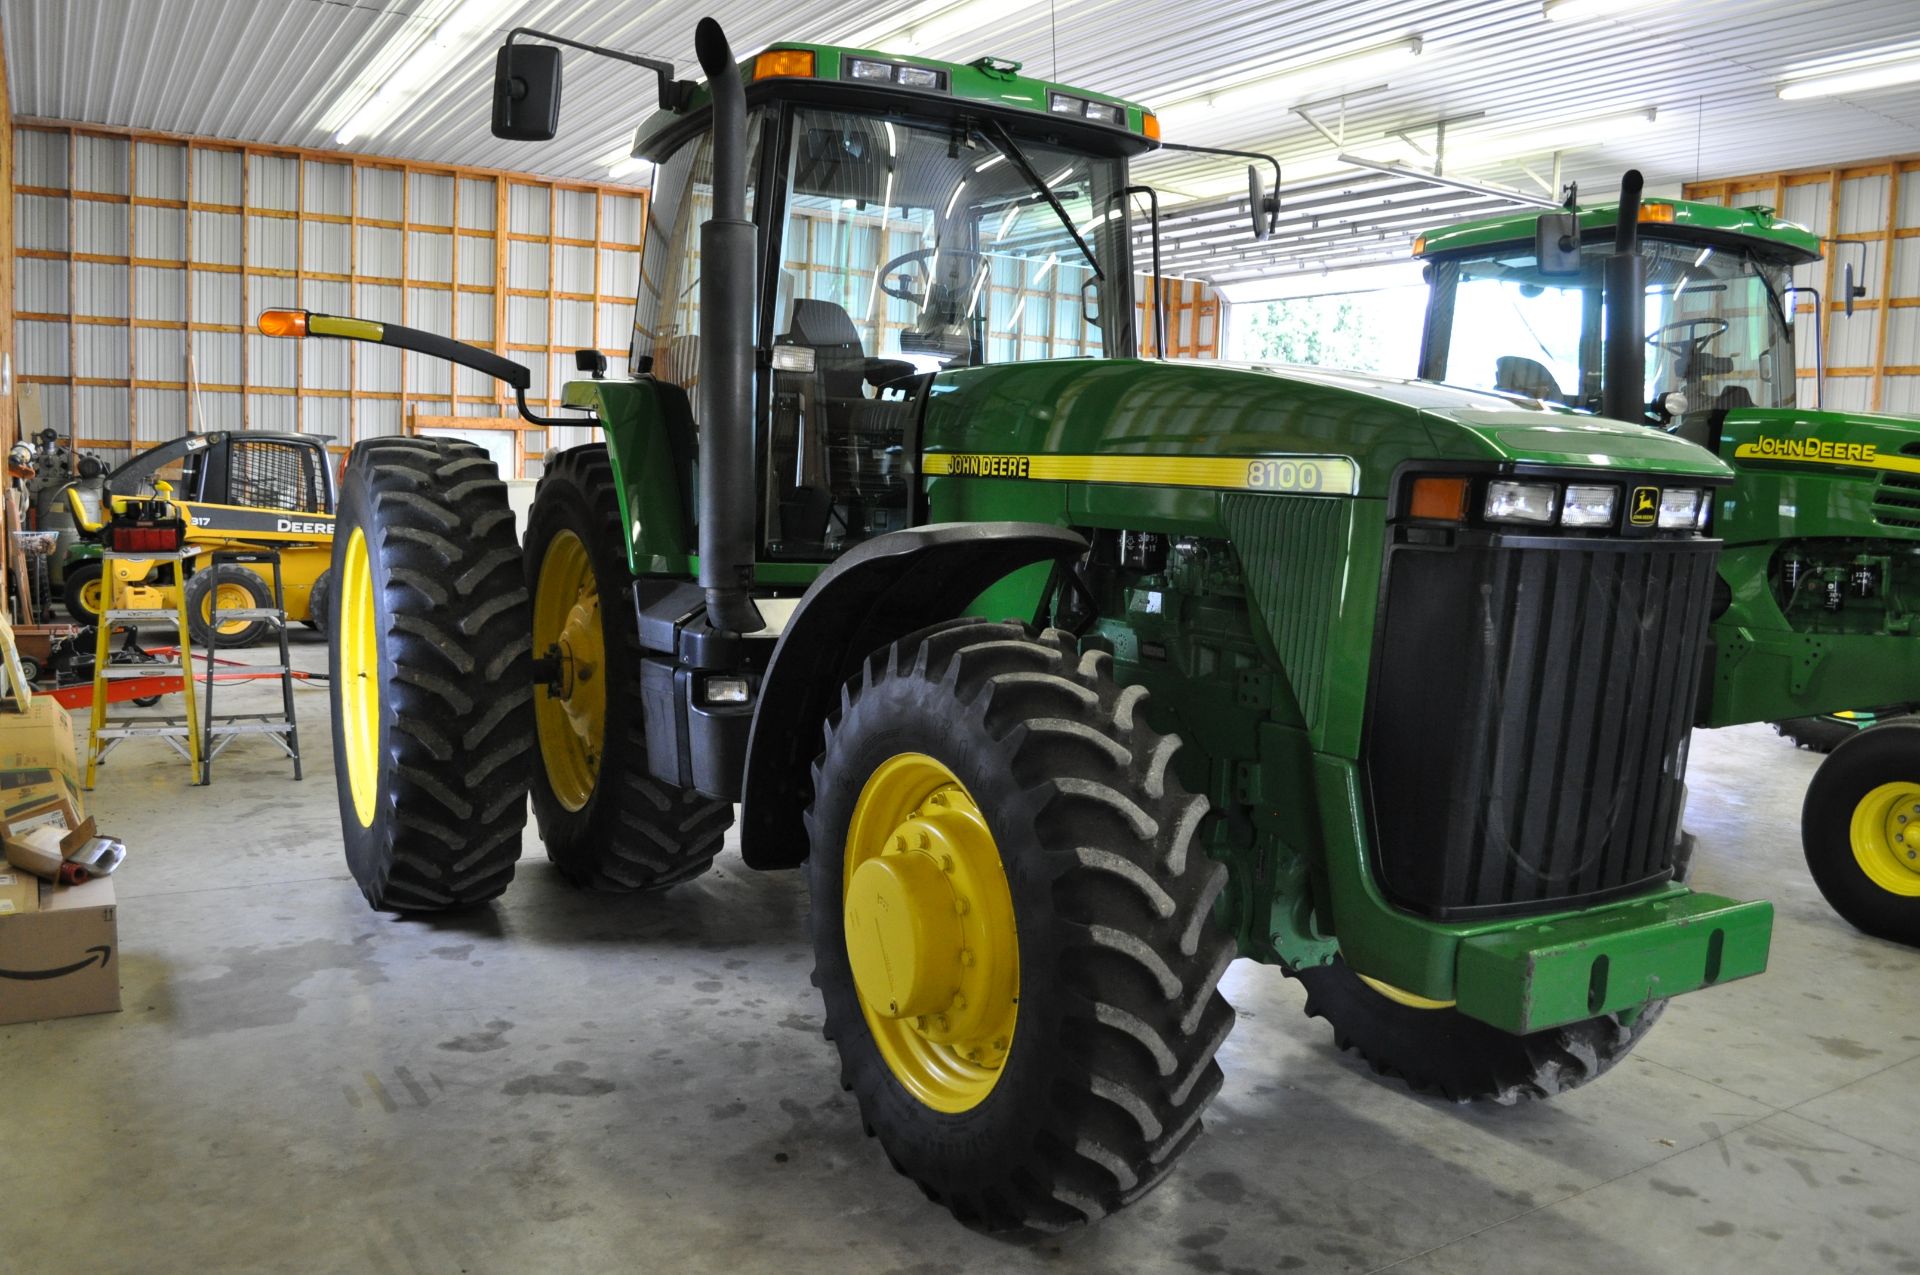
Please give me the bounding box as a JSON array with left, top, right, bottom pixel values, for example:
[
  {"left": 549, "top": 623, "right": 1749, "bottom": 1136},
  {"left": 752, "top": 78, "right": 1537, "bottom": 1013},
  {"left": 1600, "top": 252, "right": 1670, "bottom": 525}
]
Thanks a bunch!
[
  {"left": 524, "top": 444, "right": 734, "bottom": 892},
  {"left": 336, "top": 440, "right": 532, "bottom": 912},
  {"left": 809, "top": 618, "right": 1233, "bottom": 1233}
]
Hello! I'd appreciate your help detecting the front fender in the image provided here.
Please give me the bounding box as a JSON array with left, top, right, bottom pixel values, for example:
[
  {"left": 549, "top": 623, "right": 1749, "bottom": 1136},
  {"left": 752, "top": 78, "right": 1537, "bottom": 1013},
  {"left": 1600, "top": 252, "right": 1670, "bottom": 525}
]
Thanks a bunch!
[{"left": 737, "top": 521, "right": 1086, "bottom": 869}]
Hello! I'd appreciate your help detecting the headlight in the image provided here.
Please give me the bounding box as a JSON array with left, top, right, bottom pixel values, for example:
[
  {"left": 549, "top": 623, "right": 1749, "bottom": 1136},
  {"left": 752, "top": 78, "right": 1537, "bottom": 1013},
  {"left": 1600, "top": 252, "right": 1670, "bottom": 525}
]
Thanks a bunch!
[
  {"left": 895, "top": 65, "right": 942, "bottom": 89},
  {"left": 1485, "top": 480, "right": 1558, "bottom": 525},
  {"left": 1560, "top": 484, "right": 1617, "bottom": 528},
  {"left": 1657, "top": 488, "right": 1704, "bottom": 529},
  {"left": 703, "top": 676, "right": 752, "bottom": 705},
  {"left": 1696, "top": 494, "right": 1712, "bottom": 529},
  {"left": 848, "top": 58, "right": 893, "bottom": 81}
]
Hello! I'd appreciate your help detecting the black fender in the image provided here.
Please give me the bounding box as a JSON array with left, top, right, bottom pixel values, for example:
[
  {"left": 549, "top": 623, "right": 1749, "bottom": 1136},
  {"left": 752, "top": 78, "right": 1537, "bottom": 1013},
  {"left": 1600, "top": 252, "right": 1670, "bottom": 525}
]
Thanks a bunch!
[{"left": 738, "top": 521, "right": 1086, "bottom": 869}]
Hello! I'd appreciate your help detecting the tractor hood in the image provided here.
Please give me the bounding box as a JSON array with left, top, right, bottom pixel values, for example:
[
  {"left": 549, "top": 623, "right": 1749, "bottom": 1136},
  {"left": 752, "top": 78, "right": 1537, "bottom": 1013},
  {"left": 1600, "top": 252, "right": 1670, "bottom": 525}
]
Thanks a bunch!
[{"left": 922, "top": 358, "right": 1730, "bottom": 500}]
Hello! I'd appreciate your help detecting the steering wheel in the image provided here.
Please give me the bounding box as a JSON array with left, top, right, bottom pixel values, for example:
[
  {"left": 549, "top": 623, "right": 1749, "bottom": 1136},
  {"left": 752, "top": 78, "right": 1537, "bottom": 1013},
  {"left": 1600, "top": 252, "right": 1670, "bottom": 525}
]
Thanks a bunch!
[
  {"left": 1646, "top": 318, "right": 1728, "bottom": 363},
  {"left": 879, "top": 247, "right": 982, "bottom": 302}
]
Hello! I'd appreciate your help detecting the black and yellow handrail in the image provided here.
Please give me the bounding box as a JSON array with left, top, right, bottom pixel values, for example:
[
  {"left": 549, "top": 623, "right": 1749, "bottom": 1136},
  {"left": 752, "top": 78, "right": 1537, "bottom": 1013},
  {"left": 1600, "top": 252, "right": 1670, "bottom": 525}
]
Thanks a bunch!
[{"left": 258, "top": 309, "right": 569, "bottom": 425}]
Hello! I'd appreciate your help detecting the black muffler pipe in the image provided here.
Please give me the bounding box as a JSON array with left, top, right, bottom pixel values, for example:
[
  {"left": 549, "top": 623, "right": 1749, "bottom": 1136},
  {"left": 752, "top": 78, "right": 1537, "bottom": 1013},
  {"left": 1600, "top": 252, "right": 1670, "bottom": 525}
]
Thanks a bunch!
[
  {"left": 693, "top": 18, "right": 762, "bottom": 635},
  {"left": 1602, "top": 169, "right": 1646, "bottom": 425}
]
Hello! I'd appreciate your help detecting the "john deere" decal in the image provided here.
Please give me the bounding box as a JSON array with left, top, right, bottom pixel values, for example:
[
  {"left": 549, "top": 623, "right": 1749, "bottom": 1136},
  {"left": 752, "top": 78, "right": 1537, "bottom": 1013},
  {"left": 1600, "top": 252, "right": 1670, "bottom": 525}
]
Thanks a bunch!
[{"left": 1733, "top": 436, "right": 1920, "bottom": 476}]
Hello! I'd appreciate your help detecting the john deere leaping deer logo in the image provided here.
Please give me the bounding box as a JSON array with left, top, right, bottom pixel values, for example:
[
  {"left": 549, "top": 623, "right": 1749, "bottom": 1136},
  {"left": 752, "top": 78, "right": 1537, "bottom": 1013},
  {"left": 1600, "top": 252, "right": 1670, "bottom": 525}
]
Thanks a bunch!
[{"left": 1630, "top": 486, "right": 1659, "bottom": 526}]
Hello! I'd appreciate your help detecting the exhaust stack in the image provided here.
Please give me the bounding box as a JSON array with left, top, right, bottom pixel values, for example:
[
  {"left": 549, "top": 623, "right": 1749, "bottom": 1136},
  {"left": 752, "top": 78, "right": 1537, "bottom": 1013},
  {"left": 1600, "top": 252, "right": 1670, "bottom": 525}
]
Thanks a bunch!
[
  {"left": 692, "top": 18, "right": 762, "bottom": 635},
  {"left": 1602, "top": 169, "right": 1647, "bottom": 426}
]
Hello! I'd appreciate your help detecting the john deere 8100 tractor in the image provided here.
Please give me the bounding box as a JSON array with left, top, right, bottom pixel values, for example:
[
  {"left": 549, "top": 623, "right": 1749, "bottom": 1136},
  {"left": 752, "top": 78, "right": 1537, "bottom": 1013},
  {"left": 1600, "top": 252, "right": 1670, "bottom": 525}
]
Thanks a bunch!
[
  {"left": 1417, "top": 181, "right": 1920, "bottom": 946},
  {"left": 264, "top": 19, "right": 1772, "bottom": 1231}
]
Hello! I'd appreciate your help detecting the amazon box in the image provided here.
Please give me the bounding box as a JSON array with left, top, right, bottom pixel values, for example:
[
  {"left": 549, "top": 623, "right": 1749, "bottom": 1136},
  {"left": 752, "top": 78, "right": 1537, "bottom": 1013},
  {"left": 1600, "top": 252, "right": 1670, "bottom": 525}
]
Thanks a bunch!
[{"left": 0, "top": 875, "right": 118, "bottom": 1025}]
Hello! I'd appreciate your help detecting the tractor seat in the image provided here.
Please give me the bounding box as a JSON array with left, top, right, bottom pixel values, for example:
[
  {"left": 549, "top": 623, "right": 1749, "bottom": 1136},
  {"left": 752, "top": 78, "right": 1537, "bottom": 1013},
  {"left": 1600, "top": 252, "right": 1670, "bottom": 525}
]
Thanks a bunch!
[
  {"left": 1493, "top": 355, "right": 1564, "bottom": 403},
  {"left": 784, "top": 299, "right": 915, "bottom": 433}
]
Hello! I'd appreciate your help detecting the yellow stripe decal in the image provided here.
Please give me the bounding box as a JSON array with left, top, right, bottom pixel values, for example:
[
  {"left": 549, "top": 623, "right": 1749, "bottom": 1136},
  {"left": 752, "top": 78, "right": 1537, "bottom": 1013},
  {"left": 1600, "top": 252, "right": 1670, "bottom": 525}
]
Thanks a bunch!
[
  {"left": 309, "top": 314, "right": 386, "bottom": 342},
  {"left": 1733, "top": 437, "right": 1920, "bottom": 476},
  {"left": 922, "top": 452, "right": 1358, "bottom": 495}
]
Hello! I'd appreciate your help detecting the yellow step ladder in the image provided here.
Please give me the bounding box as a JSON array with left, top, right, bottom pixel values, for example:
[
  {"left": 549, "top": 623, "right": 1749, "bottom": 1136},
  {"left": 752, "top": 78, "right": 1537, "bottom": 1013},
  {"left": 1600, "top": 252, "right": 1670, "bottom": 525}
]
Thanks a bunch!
[{"left": 84, "top": 548, "right": 201, "bottom": 789}]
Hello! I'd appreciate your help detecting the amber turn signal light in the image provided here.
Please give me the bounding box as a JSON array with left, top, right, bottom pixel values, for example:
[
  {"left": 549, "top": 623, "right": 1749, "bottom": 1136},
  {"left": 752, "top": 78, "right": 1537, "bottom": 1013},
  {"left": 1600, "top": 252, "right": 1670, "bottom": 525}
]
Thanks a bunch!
[
  {"left": 1141, "top": 112, "right": 1160, "bottom": 141},
  {"left": 1409, "top": 476, "right": 1470, "bottom": 523},
  {"left": 258, "top": 309, "right": 308, "bottom": 338},
  {"left": 752, "top": 49, "right": 815, "bottom": 80}
]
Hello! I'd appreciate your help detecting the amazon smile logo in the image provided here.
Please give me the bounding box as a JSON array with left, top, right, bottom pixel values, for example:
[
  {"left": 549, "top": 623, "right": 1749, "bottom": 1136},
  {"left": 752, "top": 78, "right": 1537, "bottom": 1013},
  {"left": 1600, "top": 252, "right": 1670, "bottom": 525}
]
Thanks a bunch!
[{"left": 0, "top": 944, "right": 111, "bottom": 981}]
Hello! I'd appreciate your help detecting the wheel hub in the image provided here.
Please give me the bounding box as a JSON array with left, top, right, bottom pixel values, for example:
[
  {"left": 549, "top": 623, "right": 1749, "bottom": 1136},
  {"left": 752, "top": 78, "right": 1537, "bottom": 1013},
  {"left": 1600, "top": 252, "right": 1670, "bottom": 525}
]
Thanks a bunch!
[
  {"left": 531, "top": 530, "right": 606, "bottom": 812},
  {"left": 843, "top": 754, "right": 1019, "bottom": 1113},
  {"left": 1850, "top": 781, "right": 1920, "bottom": 896}
]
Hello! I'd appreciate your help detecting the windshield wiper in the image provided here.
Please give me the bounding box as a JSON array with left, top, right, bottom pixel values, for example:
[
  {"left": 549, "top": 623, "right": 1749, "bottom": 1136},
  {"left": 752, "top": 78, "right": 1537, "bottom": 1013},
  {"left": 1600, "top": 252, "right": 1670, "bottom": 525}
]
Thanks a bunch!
[{"left": 979, "top": 119, "right": 1104, "bottom": 280}]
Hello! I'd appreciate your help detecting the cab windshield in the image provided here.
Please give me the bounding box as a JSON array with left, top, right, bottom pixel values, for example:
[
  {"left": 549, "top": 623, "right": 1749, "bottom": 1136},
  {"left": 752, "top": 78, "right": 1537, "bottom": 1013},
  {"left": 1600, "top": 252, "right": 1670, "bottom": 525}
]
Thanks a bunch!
[
  {"left": 1424, "top": 236, "right": 1798, "bottom": 419},
  {"left": 773, "top": 106, "right": 1133, "bottom": 370}
]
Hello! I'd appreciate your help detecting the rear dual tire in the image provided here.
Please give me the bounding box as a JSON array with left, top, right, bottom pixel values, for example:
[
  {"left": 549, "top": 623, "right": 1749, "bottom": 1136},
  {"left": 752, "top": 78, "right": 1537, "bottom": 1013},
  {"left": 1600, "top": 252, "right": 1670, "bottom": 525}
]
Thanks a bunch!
[
  {"left": 524, "top": 445, "right": 732, "bottom": 891},
  {"left": 330, "top": 438, "right": 534, "bottom": 912}
]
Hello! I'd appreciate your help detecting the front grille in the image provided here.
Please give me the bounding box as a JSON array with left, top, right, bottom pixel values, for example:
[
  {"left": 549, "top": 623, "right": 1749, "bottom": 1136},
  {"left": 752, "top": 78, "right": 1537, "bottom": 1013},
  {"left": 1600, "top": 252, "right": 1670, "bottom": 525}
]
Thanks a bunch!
[
  {"left": 1873, "top": 474, "right": 1920, "bottom": 530},
  {"left": 1364, "top": 536, "right": 1718, "bottom": 918}
]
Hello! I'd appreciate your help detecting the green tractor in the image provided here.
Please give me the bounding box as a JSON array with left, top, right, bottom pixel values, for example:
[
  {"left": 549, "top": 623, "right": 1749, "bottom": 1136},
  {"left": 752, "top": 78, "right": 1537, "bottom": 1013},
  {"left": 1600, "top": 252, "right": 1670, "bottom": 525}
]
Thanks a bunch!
[
  {"left": 1416, "top": 180, "right": 1920, "bottom": 945},
  {"left": 267, "top": 19, "right": 1774, "bottom": 1232}
]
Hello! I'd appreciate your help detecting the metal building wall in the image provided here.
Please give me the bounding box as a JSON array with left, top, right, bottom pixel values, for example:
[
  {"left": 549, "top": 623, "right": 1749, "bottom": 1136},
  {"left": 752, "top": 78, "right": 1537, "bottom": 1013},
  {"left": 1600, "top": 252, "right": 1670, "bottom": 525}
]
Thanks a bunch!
[
  {"left": 1688, "top": 159, "right": 1920, "bottom": 416},
  {"left": 14, "top": 120, "right": 645, "bottom": 471}
]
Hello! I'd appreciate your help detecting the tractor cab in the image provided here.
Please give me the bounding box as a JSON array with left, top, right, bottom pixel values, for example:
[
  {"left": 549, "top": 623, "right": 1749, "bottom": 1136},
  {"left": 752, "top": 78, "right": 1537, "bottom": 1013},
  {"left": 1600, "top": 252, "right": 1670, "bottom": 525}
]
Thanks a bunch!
[
  {"left": 1417, "top": 199, "right": 1818, "bottom": 443},
  {"left": 626, "top": 47, "right": 1152, "bottom": 559},
  {"left": 93, "top": 430, "right": 335, "bottom": 514}
]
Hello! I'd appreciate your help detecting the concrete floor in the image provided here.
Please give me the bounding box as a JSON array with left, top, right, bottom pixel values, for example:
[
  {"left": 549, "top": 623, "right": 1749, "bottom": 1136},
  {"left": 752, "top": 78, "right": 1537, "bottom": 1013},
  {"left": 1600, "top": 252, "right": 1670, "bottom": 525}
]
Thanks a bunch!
[{"left": 4, "top": 632, "right": 1918, "bottom": 1275}]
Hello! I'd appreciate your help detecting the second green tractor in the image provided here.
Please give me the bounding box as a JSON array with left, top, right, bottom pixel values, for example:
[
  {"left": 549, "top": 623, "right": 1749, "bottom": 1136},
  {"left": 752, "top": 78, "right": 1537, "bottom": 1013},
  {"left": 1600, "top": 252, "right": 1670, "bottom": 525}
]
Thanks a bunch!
[{"left": 1417, "top": 183, "right": 1920, "bottom": 945}]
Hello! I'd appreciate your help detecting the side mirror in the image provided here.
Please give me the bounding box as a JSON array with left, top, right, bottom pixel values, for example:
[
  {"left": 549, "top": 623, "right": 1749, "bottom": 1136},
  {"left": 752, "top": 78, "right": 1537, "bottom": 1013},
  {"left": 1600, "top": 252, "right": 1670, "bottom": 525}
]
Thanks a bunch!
[
  {"left": 1845, "top": 261, "right": 1860, "bottom": 318},
  {"left": 1535, "top": 212, "right": 1582, "bottom": 276},
  {"left": 1247, "top": 164, "right": 1278, "bottom": 241},
  {"left": 493, "top": 42, "right": 562, "bottom": 140}
]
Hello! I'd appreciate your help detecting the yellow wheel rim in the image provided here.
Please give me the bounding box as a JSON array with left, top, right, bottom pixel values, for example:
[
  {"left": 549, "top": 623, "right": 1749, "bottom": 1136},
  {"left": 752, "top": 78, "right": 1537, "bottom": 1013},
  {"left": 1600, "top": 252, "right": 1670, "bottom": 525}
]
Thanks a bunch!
[
  {"left": 339, "top": 528, "right": 381, "bottom": 828},
  {"left": 1358, "top": 972, "right": 1456, "bottom": 1010},
  {"left": 78, "top": 576, "right": 103, "bottom": 617},
  {"left": 843, "top": 753, "right": 1019, "bottom": 1114},
  {"left": 1848, "top": 781, "right": 1920, "bottom": 897},
  {"left": 532, "top": 529, "right": 605, "bottom": 812},
  {"left": 201, "top": 580, "right": 257, "bottom": 636}
]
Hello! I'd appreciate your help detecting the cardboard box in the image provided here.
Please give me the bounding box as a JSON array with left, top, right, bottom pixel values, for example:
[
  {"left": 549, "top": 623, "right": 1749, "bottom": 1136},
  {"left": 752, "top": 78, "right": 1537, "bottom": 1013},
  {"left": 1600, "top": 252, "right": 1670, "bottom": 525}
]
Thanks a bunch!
[
  {"left": 0, "top": 696, "right": 83, "bottom": 830},
  {"left": 0, "top": 868, "right": 36, "bottom": 916},
  {"left": 0, "top": 875, "right": 119, "bottom": 1026}
]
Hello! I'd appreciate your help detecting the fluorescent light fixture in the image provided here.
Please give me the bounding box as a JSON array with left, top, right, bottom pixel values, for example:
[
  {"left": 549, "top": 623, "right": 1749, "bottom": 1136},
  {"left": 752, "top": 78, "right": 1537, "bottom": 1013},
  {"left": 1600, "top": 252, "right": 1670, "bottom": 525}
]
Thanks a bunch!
[
  {"left": 329, "top": 0, "right": 521, "bottom": 145},
  {"left": 1779, "top": 53, "right": 1920, "bottom": 100},
  {"left": 1337, "top": 155, "right": 1563, "bottom": 208},
  {"left": 1542, "top": 0, "right": 1677, "bottom": 23},
  {"left": 854, "top": 0, "right": 1071, "bottom": 54},
  {"left": 1442, "top": 108, "right": 1658, "bottom": 166},
  {"left": 603, "top": 144, "right": 652, "bottom": 182},
  {"left": 1157, "top": 37, "right": 1423, "bottom": 128}
]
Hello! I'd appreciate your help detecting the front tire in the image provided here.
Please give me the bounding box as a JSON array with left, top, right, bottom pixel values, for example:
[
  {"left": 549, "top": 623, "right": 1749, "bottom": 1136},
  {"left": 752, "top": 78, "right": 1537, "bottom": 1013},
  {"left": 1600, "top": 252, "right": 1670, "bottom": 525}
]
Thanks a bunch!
[
  {"left": 523, "top": 445, "right": 733, "bottom": 890},
  {"left": 1291, "top": 957, "right": 1665, "bottom": 1103},
  {"left": 64, "top": 560, "right": 103, "bottom": 627},
  {"left": 807, "top": 620, "right": 1234, "bottom": 1232},
  {"left": 1802, "top": 722, "right": 1920, "bottom": 945},
  {"left": 331, "top": 438, "right": 534, "bottom": 912}
]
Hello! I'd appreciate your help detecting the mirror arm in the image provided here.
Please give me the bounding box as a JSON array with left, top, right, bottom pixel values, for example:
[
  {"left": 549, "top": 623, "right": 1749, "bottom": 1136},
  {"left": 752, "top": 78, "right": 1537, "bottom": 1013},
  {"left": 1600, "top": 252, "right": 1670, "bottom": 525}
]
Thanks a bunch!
[
  {"left": 1123, "top": 185, "right": 1166, "bottom": 358},
  {"left": 504, "top": 26, "right": 694, "bottom": 111},
  {"left": 515, "top": 384, "right": 578, "bottom": 428},
  {"left": 1154, "top": 139, "right": 1281, "bottom": 233}
]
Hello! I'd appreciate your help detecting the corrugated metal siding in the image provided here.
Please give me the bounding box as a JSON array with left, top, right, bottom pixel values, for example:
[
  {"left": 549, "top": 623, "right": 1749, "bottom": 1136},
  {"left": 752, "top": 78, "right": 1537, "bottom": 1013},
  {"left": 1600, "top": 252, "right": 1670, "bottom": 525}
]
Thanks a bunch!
[
  {"left": 19, "top": 115, "right": 649, "bottom": 467},
  {"left": 9, "top": 0, "right": 1920, "bottom": 286}
]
